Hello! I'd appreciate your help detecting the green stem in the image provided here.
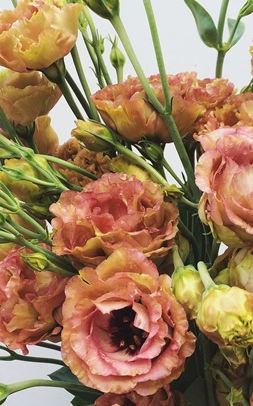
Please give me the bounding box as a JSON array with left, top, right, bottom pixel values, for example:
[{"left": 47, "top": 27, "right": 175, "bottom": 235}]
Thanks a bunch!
[
  {"left": 215, "top": 50, "right": 226, "bottom": 78},
  {"left": 6, "top": 379, "right": 100, "bottom": 398},
  {"left": 111, "top": 15, "right": 198, "bottom": 200},
  {"left": 11, "top": 0, "right": 17, "bottom": 6},
  {"left": 143, "top": 0, "right": 171, "bottom": 111},
  {"left": 116, "top": 65, "right": 124, "bottom": 83},
  {"left": 82, "top": 6, "right": 112, "bottom": 85},
  {"left": 0, "top": 346, "right": 64, "bottom": 366},
  {"left": 70, "top": 46, "right": 100, "bottom": 120},
  {"left": 57, "top": 78, "right": 84, "bottom": 120},
  {"left": 161, "top": 157, "right": 188, "bottom": 192},
  {"left": 36, "top": 342, "right": 61, "bottom": 352},
  {"left": 39, "top": 155, "right": 98, "bottom": 181},
  {"left": 65, "top": 70, "right": 93, "bottom": 119},
  {"left": 197, "top": 261, "right": 216, "bottom": 290},
  {"left": 217, "top": 0, "right": 230, "bottom": 47}
]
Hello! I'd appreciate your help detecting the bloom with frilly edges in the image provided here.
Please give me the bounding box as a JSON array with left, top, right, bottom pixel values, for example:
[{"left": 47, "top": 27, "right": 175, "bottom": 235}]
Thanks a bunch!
[
  {"left": 61, "top": 248, "right": 196, "bottom": 395},
  {"left": 196, "top": 126, "right": 253, "bottom": 246},
  {"left": 50, "top": 172, "right": 179, "bottom": 267},
  {"left": 91, "top": 72, "right": 234, "bottom": 143},
  {"left": 0, "top": 0, "right": 82, "bottom": 72},
  {"left": 0, "top": 245, "right": 68, "bottom": 354}
]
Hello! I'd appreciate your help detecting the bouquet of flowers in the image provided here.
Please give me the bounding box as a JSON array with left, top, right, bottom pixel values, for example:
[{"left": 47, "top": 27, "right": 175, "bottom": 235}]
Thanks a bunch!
[{"left": 1, "top": 0, "right": 253, "bottom": 405}]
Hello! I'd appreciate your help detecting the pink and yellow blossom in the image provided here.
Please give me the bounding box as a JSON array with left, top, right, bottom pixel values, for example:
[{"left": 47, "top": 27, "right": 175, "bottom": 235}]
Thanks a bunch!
[
  {"left": 61, "top": 249, "right": 195, "bottom": 395},
  {"left": 0, "top": 245, "right": 68, "bottom": 354},
  {"left": 196, "top": 126, "right": 253, "bottom": 246},
  {"left": 91, "top": 72, "right": 234, "bottom": 143},
  {"left": 50, "top": 172, "right": 179, "bottom": 266}
]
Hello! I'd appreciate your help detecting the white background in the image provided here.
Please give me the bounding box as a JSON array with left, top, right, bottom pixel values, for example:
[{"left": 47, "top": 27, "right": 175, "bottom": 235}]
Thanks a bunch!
[{"left": 0, "top": 1, "right": 253, "bottom": 405}]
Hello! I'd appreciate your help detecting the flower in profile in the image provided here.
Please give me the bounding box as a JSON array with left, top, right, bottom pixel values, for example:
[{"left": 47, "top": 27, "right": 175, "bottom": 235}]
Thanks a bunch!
[
  {"left": 33, "top": 115, "right": 59, "bottom": 155},
  {"left": 0, "top": 69, "right": 61, "bottom": 126},
  {"left": 61, "top": 249, "right": 195, "bottom": 395},
  {"left": 0, "top": 0, "right": 82, "bottom": 72},
  {"left": 196, "top": 126, "right": 253, "bottom": 246},
  {"left": 50, "top": 172, "right": 179, "bottom": 267},
  {"left": 0, "top": 245, "right": 68, "bottom": 354},
  {"left": 224, "top": 246, "right": 253, "bottom": 292},
  {"left": 196, "top": 284, "right": 253, "bottom": 348},
  {"left": 91, "top": 72, "right": 234, "bottom": 143},
  {"left": 93, "top": 384, "right": 185, "bottom": 406}
]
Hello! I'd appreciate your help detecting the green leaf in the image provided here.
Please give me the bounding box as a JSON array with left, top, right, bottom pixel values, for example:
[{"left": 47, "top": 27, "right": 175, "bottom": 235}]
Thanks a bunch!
[
  {"left": 49, "top": 366, "right": 101, "bottom": 403},
  {"left": 0, "top": 105, "right": 17, "bottom": 140},
  {"left": 227, "top": 18, "right": 245, "bottom": 47},
  {"left": 71, "top": 396, "right": 92, "bottom": 406},
  {"left": 184, "top": 0, "right": 218, "bottom": 48}
]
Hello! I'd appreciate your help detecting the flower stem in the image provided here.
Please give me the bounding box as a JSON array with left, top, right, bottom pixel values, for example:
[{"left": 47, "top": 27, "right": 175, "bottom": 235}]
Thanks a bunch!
[
  {"left": 40, "top": 154, "right": 98, "bottom": 180},
  {"left": 197, "top": 261, "right": 216, "bottom": 290},
  {"left": 36, "top": 342, "right": 61, "bottom": 352},
  {"left": 143, "top": 0, "right": 171, "bottom": 111},
  {"left": 0, "top": 346, "right": 64, "bottom": 366},
  {"left": 70, "top": 46, "right": 100, "bottom": 120},
  {"left": 111, "top": 15, "right": 199, "bottom": 200},
  {"left": 57, "top": 78, "right": 84, "bottom": 120}
]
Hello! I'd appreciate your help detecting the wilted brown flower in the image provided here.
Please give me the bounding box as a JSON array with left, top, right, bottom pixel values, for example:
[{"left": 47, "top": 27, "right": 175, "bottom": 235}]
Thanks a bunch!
[{"left": 53, "top": 138, "right": 111, "bottom": 188}]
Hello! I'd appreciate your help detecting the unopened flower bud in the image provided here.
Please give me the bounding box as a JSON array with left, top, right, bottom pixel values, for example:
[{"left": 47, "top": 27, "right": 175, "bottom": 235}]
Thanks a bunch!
[
  {"left": 110, "top": 39, "right": 125, "bottom": 70},
  {"left": 83, "top": 0, "right": 119, "bottom": 20},
  {"left": 110, "top": 155, "right": 151, "bottom": 181},
  {"left": 138, "top": 140, "right": 164, "bottom": 163},
  {"left": 172, "top": 264, "right": 205, "bottom": 319},
  {"left": 20, "top": 252, "right": 50, "bottom": 271},
  {"left": 71, "top": 120, "right": 116, "bottom": 151},
  {"left": 196, "top": 284, "right": 253, "bottom": 347}
]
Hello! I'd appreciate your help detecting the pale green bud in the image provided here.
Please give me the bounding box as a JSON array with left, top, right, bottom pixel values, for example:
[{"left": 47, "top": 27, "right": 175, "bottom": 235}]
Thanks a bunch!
[
  {"left": 82, "top": 0, "right": 119, "bottom": 20},
  {"left": 172, "top": 265, "right": 205, "bottom": 319}
]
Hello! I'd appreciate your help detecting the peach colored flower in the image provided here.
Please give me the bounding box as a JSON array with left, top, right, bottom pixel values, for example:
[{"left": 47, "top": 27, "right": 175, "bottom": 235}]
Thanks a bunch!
[
  {"left": 33, "top": 115, "right": 59, "bottom": 155},
  {"left": 50, "top": 172, "right": 179, "bottom": 267},
  {"left": 0, "top": 245, "right": 68, "bottom": 354},
  {"left": 61, "top": 249, "right": 195, "bottom": 395},
  {"left": 196, "top": 126, "right": 253, "bottom": 246},
  {"left": 0, "top": 0, "right": 82, "bottom": 72},
  {"left": 91, "top": 72, "right": 234, "bottom": 143},
  {"left": 93, "top": 385, "right": 185, "bottom": 406},
  {"left": 0, "top": 69, "right": 61, "bottom": 126}
]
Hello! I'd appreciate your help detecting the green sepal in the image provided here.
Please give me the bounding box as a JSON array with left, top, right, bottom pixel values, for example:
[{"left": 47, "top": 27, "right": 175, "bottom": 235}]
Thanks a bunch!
[{"left": 49, "top": 366, "right": 101, "bottom": 403}]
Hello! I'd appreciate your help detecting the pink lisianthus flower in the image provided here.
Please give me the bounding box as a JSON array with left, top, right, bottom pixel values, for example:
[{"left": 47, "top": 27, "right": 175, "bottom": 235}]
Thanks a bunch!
[
  {"left": 91, "top": 72, "right": 234, "bottom": 143},
  {"left": 61, "top": 249, "right": 195, "bottom": 395},
  {"left": 93, "top": 385, "right": 185, "bottom": 406},
  {"left": 195, "top": 126, "right": 253, "bottom": 246},
  {"left": 0, "top": 245, "right": 68, "bottom": 354},
  {"left": 50, "top": 172, "right": 179, "bottom": 267},
  {"left": 0, "top": 0, "right": 82, "bottom": 72}
]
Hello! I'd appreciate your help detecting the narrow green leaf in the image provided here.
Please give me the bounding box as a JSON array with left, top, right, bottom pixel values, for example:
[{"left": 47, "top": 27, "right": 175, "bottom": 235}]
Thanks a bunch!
[
  {"left": 227, "top": 18, "right": 245, "bottom": 47},
  {"left": 0, "top": 105, "right": 17, "bottom": 140},
  {"left": 184, "top": 0, "right": 218, "bottom": 48}
]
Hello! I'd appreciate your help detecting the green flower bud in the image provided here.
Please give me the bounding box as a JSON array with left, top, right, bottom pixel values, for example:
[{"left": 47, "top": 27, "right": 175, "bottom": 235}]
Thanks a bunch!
[
  {"left": 71, "top": 119, "right": 116, "bottom": 152},
  {"left": 110, "top": 38, "right": 125, "bottom": 70},
  {"left": 138, "top": 140, "right": 164, "bottom": 163},
  {"left": 172, "top": 264, "right": 205, "bottom": 319},
  {"left": 196, "top": 284, "right": 253, "bottom": 348},
  {"left": 239, "top": 0, "right": 253, "bottom": 17},
  {"left": 20, "top": 252, "right": 50, "bottom": 271},
  {"left": 110, "top": 155, "right": 152, "bottom": 181},
  {"left": 83, "top": 0, "right": 119, "bottom": 20}
]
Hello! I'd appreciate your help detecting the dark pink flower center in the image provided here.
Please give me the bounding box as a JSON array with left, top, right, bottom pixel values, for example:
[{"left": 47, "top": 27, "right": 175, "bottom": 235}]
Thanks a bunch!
[{"left": 109, "top": 306, "right": 148, "bottom": 355}]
